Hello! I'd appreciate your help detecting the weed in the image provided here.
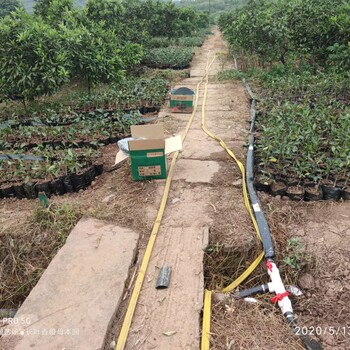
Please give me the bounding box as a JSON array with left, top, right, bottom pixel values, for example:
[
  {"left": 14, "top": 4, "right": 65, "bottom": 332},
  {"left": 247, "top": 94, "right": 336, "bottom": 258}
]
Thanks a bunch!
[
  {"left": 0, "top": 203, "right": 82, "bottom": 308},
  {"left": 282, "top": 237, "right": 309, "bottom": 273}
]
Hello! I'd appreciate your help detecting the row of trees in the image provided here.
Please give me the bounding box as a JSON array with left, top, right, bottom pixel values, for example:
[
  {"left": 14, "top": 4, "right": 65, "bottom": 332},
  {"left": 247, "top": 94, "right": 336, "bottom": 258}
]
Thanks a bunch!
[
  {"left": 0, "top": 0, "right": 208, "bottom": 104},
  {"left": 218, "top": 0, "right": 350, "bottom": 70}
]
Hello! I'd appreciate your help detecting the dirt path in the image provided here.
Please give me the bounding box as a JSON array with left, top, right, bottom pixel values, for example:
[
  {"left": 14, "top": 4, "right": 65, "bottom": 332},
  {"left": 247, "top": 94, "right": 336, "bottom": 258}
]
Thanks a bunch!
[{"left": 117, "top": 29, "right": 259, "bottom": 350}]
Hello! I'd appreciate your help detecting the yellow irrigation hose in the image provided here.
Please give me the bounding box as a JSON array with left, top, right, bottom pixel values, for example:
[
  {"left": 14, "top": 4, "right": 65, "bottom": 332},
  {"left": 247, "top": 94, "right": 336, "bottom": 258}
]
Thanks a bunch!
[
  {"left": 116, "top": 56, "right": 216, "bottom": 350},
  {"left": 200, "top": 53, "right": 264, "bottom": 350},
  {"left": 202, "top": 290, "right": 212, "bottom": 346}
]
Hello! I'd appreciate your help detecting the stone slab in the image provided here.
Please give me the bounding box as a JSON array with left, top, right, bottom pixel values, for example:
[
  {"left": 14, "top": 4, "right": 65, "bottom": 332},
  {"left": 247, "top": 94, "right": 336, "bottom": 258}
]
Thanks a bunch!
[
  {"left": 190, "top": 69, "right": 216, "bottom": 77},
  {"left": 173, "top": 159, "right": 220, "bottom": 183},
  {"left": 1, "top": 217, "right": 138, "bottom": 350}
]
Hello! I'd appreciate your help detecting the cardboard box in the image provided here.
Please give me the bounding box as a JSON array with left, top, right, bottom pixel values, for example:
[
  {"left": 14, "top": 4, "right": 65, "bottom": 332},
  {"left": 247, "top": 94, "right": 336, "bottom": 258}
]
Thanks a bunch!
[
  {"left": 114, "top": 124, "right": 182, "bottom": 181},
  {"left": 170, "top": 87, "right": 195, "bottom": 113}
]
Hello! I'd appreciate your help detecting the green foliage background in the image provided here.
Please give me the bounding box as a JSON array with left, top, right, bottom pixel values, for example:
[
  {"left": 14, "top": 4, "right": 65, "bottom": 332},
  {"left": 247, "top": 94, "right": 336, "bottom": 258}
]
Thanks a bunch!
[
  {"left": 177, "top": 0, "right": 247, "bottom": 21},
  {"left": 0, "top": 0, "right": 208, "bottom": 103},
  {"left": 19, "top": 0, "right": 86, "bottom": 12}
]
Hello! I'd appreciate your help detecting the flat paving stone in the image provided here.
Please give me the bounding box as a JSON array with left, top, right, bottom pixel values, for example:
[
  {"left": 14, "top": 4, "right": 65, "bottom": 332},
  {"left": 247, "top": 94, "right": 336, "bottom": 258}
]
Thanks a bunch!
[
  {"left": 197, "top": 104, "right": 232, "bottom": 111},
  {"left": 173, "top": 159, "right": 220, "bottom": 183},
  {"left": 190, "top": 69, "right": 216, "bottom": 77},
  {"left": 1, "top": 217, "right": 138, "bottom": 350}
]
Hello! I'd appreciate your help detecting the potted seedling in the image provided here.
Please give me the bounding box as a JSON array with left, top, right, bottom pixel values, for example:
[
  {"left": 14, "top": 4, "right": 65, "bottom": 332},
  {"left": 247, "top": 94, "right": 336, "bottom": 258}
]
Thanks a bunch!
[
  {"left": 12, "top": 159, "right": 27, "bottom": 199},
  {"left": 47, "top": 162, "right": 66, "bottom": 196},
  {"left": 0, "top": 161, "right": 15, "bottom": 198},
  {"left": 32, "top": 160, "right": 52, "bottom": 198},
  {"left": 321, "top": 159, "right": 342, "bottom": 201},
  {"left": 254, "top": 168, "right": 273, "bottom": 192},
  {"left": 342, "top": 176, "right": 350, "bottom": 200}
]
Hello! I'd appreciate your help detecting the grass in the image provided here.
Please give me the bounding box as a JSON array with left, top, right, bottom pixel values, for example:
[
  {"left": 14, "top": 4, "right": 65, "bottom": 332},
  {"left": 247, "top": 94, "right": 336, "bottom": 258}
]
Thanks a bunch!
[
  {"left": 210, "top": 299, "right": 304, "bottom": 350},
  {"left": 204, "top": 198, "right": 312, "bottom": 350},
  {"left": 0, "top": 203, "right": 82, "bottom": 308},
  {"left": 217, "top": 69, "right": 242, "bottom": 81}
]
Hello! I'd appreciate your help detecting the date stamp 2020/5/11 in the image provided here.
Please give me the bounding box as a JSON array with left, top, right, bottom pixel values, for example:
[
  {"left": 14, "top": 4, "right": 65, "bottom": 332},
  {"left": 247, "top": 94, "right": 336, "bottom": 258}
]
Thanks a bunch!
[{"left": 295, "top": 325, "right": 350, "bottom": 337}]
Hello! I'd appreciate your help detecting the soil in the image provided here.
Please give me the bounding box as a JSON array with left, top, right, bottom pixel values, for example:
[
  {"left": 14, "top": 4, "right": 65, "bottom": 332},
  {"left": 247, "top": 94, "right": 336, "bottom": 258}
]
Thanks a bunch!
[
  {"left": 1, "top": 28, "right": 349, "bottom": 350},
  {"left": 260, "top": 195, "right": 350, "bottom": 350}
]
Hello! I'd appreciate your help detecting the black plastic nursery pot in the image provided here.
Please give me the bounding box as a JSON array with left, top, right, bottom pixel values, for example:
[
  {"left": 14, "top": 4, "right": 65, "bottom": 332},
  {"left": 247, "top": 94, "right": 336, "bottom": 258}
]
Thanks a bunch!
[
  {"left": 286, "top": 177, "right": 300, "bottom": 187},
  {"left": 322, "top": 185, "right": 342, "bottom": 201},
  {"left": 96, "top": 137, "right": 109, "bottom": 146},
  {"left": 286, "top": 186, "right": 305, "bottom": 201},
  {"left": 94, "top": 163, "right": 104, "bottom": 176},
  {"left": 109, "top": 136, "right": 119, "bottom": 144},
  {"left": 270, "top": 181, "right": 287, "bottom": 196},
  {"left": 70, "top": 173, "right": 86, "bottom": 192},
  {"left": 13, "top": 183, "right": 26, "bottom": 199},
  {"left": 342, "top": 187, "right": 350, "bottom": 200},
  {"left": 63, "top": 174, "right": 75, "bottom": 193},
  {"left": 254, "top": 175, "right": 273, "bottom": 192},
  {"left": 303, "top": 178, "right": 316, "bottom": 188},
  {"left": 0, "top": 163, "right": 103, "bottom": 201},
  {"left": 35, "top": 181, "right": 52, "bottom": 198},
  {"left": 138, "top": 106, "right": 161, "bottom": 114},
  {"left": 305, "top": 186, "right": 323, "bottom": 201},
  {"left": 3, "top": 134, "right": 125, "bottom": 151},
  {"left": 23, "top": 182, "right": 37, "bottom": 199},
  {"left": 336, "top": 179, "right": 347, "bottom": 189},
  {"left": 0, "top": 184, "right": 15, "bottom": 198},
  {"left": 83, "top": 166, "right": 97, "bottom": 186},
  {"left": 51, "top": 178, "right": 66, "bottom": 196}
]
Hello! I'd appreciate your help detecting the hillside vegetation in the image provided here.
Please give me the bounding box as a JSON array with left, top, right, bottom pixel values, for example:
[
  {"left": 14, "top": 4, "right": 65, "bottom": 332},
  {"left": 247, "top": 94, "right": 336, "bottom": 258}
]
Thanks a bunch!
[
  {"left": 177, "top": 0, "right": 247, "bottom": 20},
  {"left": 20, "top": 0, "right": 86, "bottom": 12}
]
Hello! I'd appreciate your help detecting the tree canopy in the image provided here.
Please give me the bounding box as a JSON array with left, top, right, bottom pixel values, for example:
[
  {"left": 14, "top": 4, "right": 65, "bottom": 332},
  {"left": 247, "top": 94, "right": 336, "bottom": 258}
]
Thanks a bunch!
[
  {"left": 0, "top": 0, "right": 21, "bottom": 18},
  {"left": 0, "top": 0, "right": 208, "bottom": 102}
]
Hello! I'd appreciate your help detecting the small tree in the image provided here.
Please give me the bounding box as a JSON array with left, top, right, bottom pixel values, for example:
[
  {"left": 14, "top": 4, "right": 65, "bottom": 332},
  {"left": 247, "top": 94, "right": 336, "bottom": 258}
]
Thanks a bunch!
[
  {"left": 63, "top": 23, "right": 125, "bottom": 94},
  {"left": 0, "top": 10, "right": 71, "bottom": 107},
  {"left": 45, "top": 0, "right": 74, "bottom": 26},
  {"left": 85, "top": 0, "right": 124, "bottom": 31}
]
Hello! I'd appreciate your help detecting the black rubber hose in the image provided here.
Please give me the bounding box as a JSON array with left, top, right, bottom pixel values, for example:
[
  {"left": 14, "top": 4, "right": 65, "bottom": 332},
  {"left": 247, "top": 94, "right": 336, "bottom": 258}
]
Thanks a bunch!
[
  {"left": 246, "top": 144, "right": 275, "bottom": 258},
  {"left": 0, "top": 154, "right": 45, "bottom": 161},
  {"left": 286, "top": 312, "right": 323, "bottom": 350},
  {"left": 242, "top": 76, "right": 275, "bottom": 258},
  {"left": 235, "top": 284, "right": 269, "bottom": 299}
]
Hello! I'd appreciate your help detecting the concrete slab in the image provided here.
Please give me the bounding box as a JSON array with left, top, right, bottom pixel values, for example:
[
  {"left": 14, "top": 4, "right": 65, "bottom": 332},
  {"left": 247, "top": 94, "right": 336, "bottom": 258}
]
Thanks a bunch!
[
  {"left": 181, "top": 132, "right": 224, "bottom": 159},
  {"left": 190, "top": 69, "right": 216, "bottom": 77},
  {"left": 173, "top": 159, "right": 220, "bottom": 183},
  {"left": 1, "top": 217, "right": 138, "bottom": 350}
]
